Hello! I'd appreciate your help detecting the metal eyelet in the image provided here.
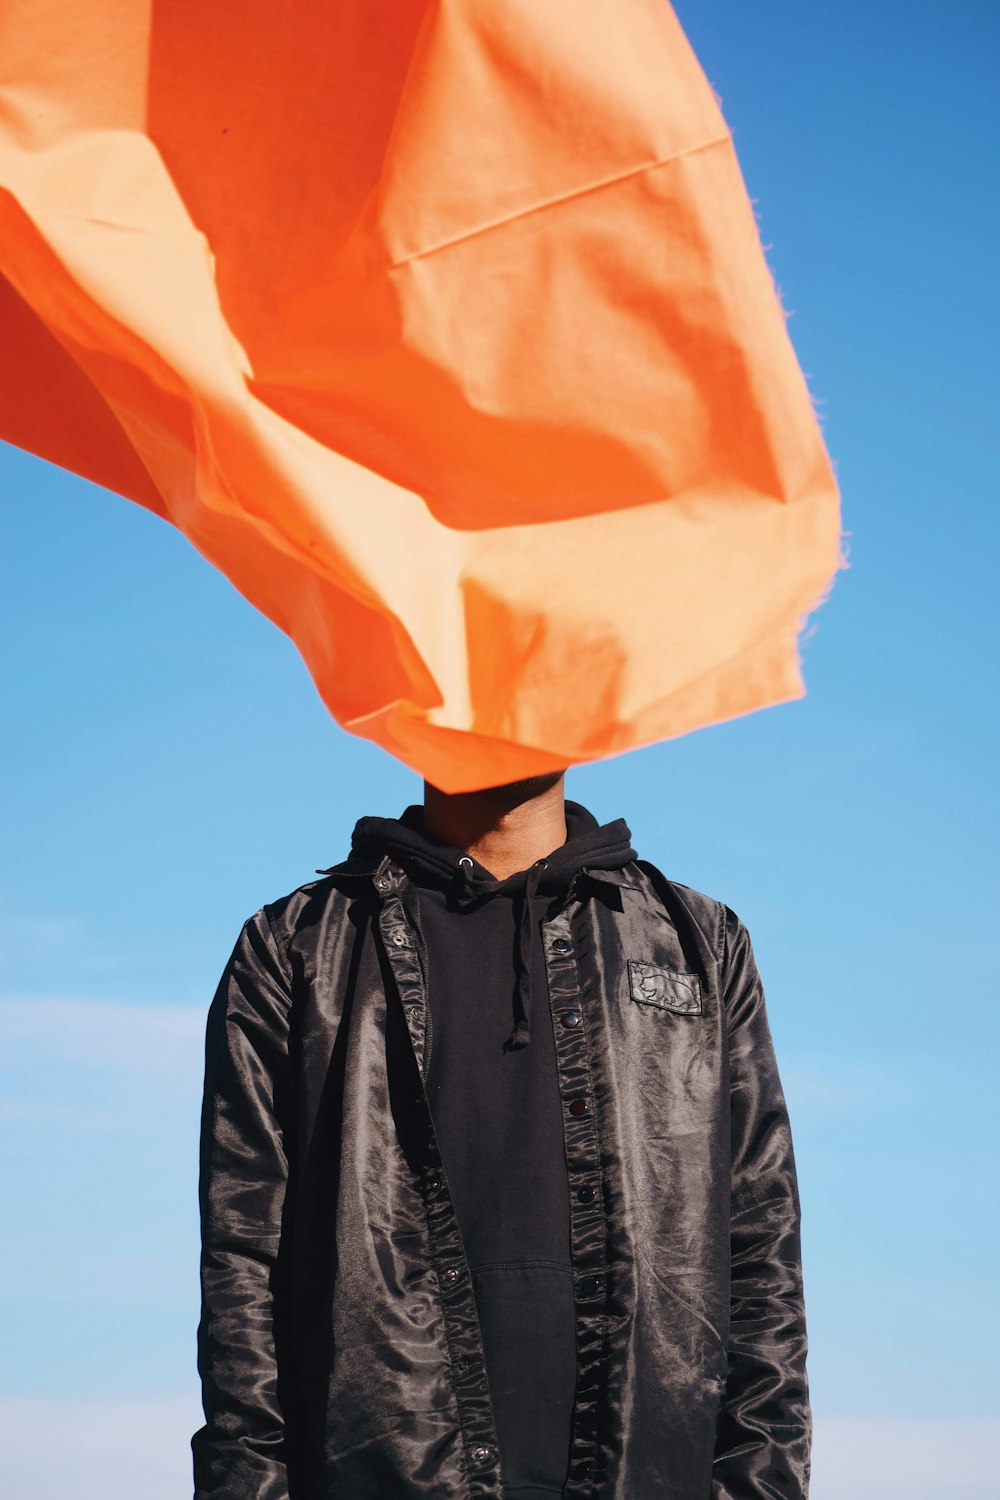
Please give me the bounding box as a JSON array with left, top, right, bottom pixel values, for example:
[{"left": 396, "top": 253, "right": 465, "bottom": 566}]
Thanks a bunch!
[{"left": 458, "top": 856, "right": 474, "bottom": 871}]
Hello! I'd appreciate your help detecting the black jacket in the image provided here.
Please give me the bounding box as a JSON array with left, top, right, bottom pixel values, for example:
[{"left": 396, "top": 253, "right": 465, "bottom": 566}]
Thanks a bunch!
[
  {"left": 348, "top": 802, "right": 640, "bottom": 1498},
  {"left": 191, "top": 804, "right": 810, "bottom": 1499}
]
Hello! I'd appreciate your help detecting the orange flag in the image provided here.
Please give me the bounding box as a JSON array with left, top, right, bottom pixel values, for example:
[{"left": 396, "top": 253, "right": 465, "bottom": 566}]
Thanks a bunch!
[{"left": 0, "top": 1, "right": 843, "bottom": 792}]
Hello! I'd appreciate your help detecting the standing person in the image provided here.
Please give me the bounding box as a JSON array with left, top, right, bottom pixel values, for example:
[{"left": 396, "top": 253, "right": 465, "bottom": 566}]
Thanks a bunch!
[{"left": 191, "top": 771, "right": 810, "bottom": 1499}]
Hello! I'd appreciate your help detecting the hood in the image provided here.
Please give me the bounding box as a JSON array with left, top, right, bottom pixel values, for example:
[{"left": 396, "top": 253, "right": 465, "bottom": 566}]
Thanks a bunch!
[{"left": 350, "top": 800, "right": 636, "bottom": 1050}]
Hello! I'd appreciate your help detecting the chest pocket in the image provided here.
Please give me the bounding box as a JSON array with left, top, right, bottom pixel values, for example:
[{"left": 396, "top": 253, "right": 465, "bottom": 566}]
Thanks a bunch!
[{"left": 627, "top": 959, "right": 702, "bottom": 1016}]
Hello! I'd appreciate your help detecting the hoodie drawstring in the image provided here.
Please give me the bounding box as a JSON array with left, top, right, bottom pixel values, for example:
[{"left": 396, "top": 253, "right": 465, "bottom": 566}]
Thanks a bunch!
[
  {"left": 452, "top": 855, "right": 547, "bottom": 1052},
  {"left": 506, "top": 859, "right": 545, "bottom": 1051}
]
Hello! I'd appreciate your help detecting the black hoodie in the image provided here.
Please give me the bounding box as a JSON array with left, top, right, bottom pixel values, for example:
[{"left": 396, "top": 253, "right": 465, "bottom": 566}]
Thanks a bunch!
[{"left": 350, "top": 800, "right": 636, "bottom": 1499}]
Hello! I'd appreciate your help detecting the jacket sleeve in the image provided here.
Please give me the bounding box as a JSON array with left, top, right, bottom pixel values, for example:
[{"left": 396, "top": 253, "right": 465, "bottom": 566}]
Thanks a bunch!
[
  {"left": 712, "top": 905, "right": 811, "bottom": 1499},
  {"left": 191, "top": 907, "right": 294, "bottom": 1500}
]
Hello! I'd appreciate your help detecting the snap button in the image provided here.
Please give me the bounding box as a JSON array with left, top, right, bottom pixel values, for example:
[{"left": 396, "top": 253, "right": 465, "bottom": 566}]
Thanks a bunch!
[
  {"left": 471, "top": 1444, "right": 495, "bottom": 1466},
  {"left": 443, "top": 1267, "right": 460, "bottom": 1284},
  {"left": 425, "top": 1173, "right": 442, "bottom": 1190},
  {"left": 376, "top": 876, "right": 389, "bottom": 891},
  {"left": 391, "top": 933, "right": 406, "bottom": 946},
  {"left": 579, "top": 1274, "right": 602, "bottom": 1298},
  {"left": 561, "top": 1010, "right": 581, "bottom": 1028},
  {"left": 552, "top": 937, "right": 571, "bottom": 953},
  {"left": 577, "top": 1184, "right": 595, "bottom": 1203},
  {"left": 569, "top": 1097, "right": 588, "bottom": 1116}
]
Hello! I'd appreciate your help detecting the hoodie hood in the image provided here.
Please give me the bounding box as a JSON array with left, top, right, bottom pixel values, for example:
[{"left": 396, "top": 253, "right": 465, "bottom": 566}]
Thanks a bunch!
[{"left": 350, "top": 800, "right": 636, "bottom": 1051}]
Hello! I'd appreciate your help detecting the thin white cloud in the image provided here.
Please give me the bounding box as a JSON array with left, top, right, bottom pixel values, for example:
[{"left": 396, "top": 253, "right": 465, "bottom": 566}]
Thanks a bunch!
[
  {"left": 810, "top": 1417, "right": 1000, "bottom": 1499},
  {"left": 0, "top": 1095, "right": 104, "bottom": 1126},
  {"left": 782, "top": 1058, "right": 914, "bottom": 1119},
  {"left": 0, "top": 997, "right": 205, "bottom": 1130},
  {"left": 0, "top": 996, "right": 204, "bottom": 1074},
  {"left": 0, "top": 1394, "right": 202, "bottom": 1500},
  {"left": 1, "top": 1401, "right": 995, "bottom": 1500},
  {"left": 0, "top": 911, "right": 87, "bottom": 945},
  {"left": 1, "top": 996, "right": 204, "bottom": 1311}
]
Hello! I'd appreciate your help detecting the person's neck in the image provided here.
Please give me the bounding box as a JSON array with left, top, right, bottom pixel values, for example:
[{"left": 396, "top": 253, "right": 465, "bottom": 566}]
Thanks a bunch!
[{"left": 422, "top": 772, "right": 568, "bottom": 880}]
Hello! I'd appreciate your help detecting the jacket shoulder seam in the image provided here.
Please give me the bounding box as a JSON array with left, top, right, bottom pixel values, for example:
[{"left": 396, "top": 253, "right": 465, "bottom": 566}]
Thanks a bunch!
[
  {"left": 256, "top": 902, "right": 295, "bottom": 991},
  {"left": 632, "top": 859, "right": 726, "bottom": 996},
  {"left": 633, "top": 860, "right": 727, "bottom": 931}
]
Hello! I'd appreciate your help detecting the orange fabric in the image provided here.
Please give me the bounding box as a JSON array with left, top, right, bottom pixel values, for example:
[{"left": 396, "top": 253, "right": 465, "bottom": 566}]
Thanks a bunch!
[{"left": 0, "top": 0, "right": 843, "bottom": 792}]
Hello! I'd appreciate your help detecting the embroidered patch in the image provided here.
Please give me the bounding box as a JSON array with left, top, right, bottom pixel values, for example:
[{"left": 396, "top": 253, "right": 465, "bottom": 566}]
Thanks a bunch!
[{"left": 627, "top": 960, "right": 702, "bottom": 1015}]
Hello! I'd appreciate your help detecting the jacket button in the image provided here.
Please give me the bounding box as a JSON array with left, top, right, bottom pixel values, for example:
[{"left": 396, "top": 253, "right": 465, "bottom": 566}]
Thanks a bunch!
[
  {"left": 553, "top": 937, "right": 571, "bottom": 953},
  {"left": 569, "top": 1097, "right": 588, "bottom": 1116},
  {"left": 561, "top": 1010, "right": 581, "bottom": 1028},
  {"left": 443, "top": 1267, "right": 460, "bottom": 1284},
  {"left": 577, "top": 1184, "right": 595, "bottom": 1203},
  {"left": 579, "top": 1275, "right": 602, "bottom": 1298},
  {"left": 425, "top": 1174, "right": 442, "bottom": 1190},
  {"left": 471, "top": 1444, "right": 495, "bottom": 1465},
  {"left": 391, "top": 932, "right": 407, "bottom": 946}
]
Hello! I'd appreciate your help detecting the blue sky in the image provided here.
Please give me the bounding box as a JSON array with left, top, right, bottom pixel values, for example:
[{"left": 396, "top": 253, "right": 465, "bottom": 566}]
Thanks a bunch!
[{"left": 2, "top": 3, "right": 998, "bottom": 1496}]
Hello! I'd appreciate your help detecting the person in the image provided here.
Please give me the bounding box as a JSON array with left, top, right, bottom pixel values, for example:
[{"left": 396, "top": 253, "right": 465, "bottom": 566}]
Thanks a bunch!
[{"left": 191, "top": 770, "right": 810, "bottom": 1499}]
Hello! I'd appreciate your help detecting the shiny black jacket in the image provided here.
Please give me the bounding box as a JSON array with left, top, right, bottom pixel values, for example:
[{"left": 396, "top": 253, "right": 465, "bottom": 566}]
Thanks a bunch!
[{"left": 191, "top": 841, "right": 810, "bottom": 1499}]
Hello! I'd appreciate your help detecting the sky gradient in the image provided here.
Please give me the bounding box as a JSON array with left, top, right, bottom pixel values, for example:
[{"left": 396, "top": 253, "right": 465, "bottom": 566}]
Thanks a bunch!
[{"left": 2, "top": 3, "right": 998, "bottom": 1495}]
